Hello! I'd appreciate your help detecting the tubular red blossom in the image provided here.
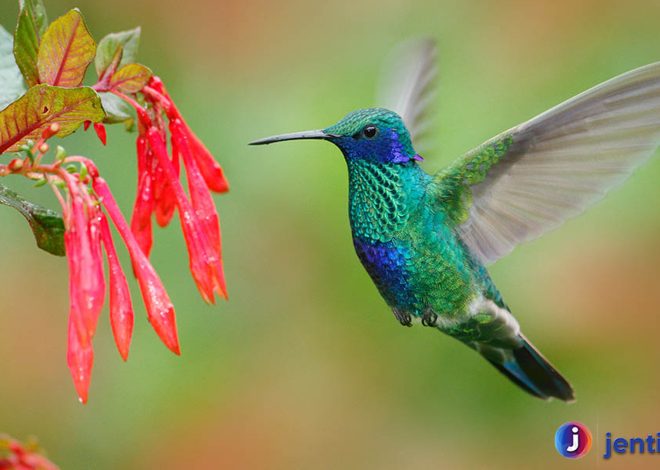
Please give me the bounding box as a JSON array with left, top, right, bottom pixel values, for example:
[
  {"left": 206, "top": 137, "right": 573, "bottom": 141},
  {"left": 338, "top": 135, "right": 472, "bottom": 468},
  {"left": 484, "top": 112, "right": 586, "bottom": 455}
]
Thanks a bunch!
[
  {"left": 130, "top": 134, "right": 154, "bottom": 256},
  {"left": 64, "top": 228, "right": 88, "bottom": 349},
  {"left": 111, "top": 90, "right": 151, "bottom": 126},
  {"left": 188, "top": 125, "right": 229, "bottom": 193},
  {"left": 147, "top": 127, "right": 222, "bottom": 303},
  {"left": 0, "top": 435, "right": 59, "bottom": 470},
  {"left": 154, "top": 141, "right": 178, "bottom": 227},
  {"left": 145, "top": 78, "right": 229, "bottom": 193},
  {"left": 93, "top": 177, "right": 180, "bottom": 354},
  {"left": 148, "top": 125, "right": 178, "bottom": 228},
  {"left": 67, "top": 315, "right": 94, "bottom": 404},
  {"left": 171, "top": 119, "right": 227, "bottom": 299},
  {"left": 148, "top": 75, "right": 166, "bottom": 94},
  {"left": 115, "top": 75, "right": 229, "bottom": 304},
  {"left": 88, "top": 204, "right": 106, "bottom": 315},
  {"left": 63, "top": 181, "right": 105, "bottom": 346},
  {"left": 100, "top": 215, "right": 134, "bottom": 361},
  {"left": 93, "top": 123, "right": 107, "bottom": 146}
]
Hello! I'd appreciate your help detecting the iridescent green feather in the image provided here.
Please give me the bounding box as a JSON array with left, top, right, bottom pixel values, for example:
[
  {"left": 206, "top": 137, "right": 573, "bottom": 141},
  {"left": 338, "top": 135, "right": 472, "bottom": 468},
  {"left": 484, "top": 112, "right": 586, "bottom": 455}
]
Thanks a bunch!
[{"left": 432, "top": 132, "right": 515, "bottom": 227}]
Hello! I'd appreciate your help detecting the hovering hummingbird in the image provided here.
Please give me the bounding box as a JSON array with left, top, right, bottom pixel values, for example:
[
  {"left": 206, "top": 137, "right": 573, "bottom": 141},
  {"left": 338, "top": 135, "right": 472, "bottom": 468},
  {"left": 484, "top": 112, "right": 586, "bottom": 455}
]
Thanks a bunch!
[{"left": 250, "top": 40, "right": 660, "bottom": 401}]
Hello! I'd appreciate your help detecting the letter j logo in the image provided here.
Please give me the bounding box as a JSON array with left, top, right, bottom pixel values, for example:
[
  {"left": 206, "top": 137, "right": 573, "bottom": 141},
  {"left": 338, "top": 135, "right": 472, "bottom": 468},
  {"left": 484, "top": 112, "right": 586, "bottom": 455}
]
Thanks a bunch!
[{"left": 555, "top": 421, "right": 592, "bottom": 458}]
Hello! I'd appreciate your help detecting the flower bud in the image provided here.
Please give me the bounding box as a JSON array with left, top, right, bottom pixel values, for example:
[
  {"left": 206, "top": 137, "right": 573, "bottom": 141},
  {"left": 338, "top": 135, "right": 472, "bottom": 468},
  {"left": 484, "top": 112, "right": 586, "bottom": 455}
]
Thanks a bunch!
[{"left": 8, "top": 159, "right": 23, "bottom": 172}]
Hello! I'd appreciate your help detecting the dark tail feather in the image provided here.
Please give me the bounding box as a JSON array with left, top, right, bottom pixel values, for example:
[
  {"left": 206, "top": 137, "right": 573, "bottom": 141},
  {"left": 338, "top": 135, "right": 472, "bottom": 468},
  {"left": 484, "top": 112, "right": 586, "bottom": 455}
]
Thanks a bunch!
[{"left": 483, "top": 335, "right": 575, "bottom": 402}]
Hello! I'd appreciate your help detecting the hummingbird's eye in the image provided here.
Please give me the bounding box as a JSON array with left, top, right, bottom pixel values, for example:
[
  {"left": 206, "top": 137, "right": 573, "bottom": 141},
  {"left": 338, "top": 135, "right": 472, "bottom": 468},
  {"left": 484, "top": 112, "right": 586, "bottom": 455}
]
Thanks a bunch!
[{"left": 362, "top": 125, "right": 378, "bottom": 139}]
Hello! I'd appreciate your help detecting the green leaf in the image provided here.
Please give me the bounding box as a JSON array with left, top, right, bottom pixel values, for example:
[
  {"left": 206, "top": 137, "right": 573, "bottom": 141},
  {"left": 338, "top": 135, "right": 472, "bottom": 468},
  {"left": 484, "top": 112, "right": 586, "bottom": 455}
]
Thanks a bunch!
[
  {"left": 0, "top": 26, "right": 26, "bottom": 111},
  {"left": 37, "top": 9, "right": 96, "bottom": 87},
  {"left": 0, "top": 84, "right": 104, "bottom": 154},
  {"left": 0, "top": 182, "right": 65, "bottom": 256},
  {"left": 109, "top": 63, "right": 152, "bottom": 93},
  {"left": 13, "top": 0, "right": 48, "bottom": 87},
  {"left": 99, "top": 91, "right": 133, "bottom": 128},
  {"left": 95, "top": 27, "right": 141, "bottom": 78}
]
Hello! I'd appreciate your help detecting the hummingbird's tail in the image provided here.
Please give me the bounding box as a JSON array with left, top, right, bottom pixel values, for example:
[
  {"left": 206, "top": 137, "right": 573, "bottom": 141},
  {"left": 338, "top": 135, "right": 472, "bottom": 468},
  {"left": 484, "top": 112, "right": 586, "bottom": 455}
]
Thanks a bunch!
[{"left": 480, "top": 334, "right": 575, "bottom": 402}]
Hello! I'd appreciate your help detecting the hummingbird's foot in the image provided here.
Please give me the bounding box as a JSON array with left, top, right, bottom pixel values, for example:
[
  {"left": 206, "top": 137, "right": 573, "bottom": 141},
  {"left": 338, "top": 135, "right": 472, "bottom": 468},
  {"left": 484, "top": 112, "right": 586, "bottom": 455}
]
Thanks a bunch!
[
  {"left": 421, "top": 310, "right": 438, "bottom": 327},
  {"left": 392, "top": 308, "right": 412, "bottom": 327}
]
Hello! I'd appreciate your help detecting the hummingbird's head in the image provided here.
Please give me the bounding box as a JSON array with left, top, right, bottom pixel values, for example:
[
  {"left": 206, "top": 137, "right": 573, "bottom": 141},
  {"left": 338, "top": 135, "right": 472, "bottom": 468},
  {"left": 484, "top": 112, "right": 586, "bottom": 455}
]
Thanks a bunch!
[{"left": 250, "top": 107, "right": 420, "bottom": 164}]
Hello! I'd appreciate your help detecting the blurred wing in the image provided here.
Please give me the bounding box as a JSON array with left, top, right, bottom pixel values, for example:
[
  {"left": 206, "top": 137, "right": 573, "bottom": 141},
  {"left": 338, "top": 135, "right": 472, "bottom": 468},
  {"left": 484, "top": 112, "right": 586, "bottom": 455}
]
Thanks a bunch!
[
  {"left": 377, "top": 38, "right": 437, "bottom": 153},
  {"left": 435, "top": 62, "right": 660, "bottom": 265}
]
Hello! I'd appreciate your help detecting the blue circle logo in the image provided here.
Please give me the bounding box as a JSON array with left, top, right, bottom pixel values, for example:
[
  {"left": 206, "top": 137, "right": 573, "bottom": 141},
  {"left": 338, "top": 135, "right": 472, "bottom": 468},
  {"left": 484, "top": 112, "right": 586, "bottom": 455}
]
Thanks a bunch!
[{"left": 555, "top": 421, "right": 592, "bottom": 458}]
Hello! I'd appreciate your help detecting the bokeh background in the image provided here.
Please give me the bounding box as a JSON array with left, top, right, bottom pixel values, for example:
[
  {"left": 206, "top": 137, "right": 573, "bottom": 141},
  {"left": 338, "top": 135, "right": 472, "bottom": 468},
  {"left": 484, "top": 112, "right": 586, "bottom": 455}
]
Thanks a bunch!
[{"left": 1, "top": 0, "right": 659, "bottom": 468}]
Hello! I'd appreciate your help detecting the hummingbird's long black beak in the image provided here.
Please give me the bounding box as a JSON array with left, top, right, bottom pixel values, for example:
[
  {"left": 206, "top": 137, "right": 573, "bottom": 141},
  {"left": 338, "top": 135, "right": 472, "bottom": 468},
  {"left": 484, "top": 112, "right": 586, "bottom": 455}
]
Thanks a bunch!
[{"left": 249, "top": 129, "right": 336, "bottom": 145}]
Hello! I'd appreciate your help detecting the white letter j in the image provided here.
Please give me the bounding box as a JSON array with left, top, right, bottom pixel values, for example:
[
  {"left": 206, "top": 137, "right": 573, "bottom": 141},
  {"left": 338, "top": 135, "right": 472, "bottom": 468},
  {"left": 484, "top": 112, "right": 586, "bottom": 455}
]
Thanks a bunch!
[{"left": 567, "top": 427, "right": 580, "bottom": 452}]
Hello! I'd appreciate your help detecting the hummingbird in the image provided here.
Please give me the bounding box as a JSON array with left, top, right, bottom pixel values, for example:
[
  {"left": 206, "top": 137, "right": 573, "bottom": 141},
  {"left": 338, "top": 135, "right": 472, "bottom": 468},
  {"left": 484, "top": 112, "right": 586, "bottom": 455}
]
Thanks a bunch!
[{"left": 250, "top": 40, "right": 660, "bottom": 401}]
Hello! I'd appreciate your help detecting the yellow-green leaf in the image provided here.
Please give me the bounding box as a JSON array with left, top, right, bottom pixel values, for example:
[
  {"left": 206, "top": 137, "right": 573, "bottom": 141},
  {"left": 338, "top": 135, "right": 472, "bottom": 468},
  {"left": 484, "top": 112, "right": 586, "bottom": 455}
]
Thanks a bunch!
[
  {"left": 109, "top": 63, "right": 152, "bottom": 93},
  {"left": 13, "top": 0, "right": 48, "bottom": 86},
  {"left": 95, "top": 27, "right": 141, "bottom": 78},
  {"left": 37, "top": 9, "right": 95, "bottom": 87},
  {"left": 0, "top": 84, "right": 104, "bottom": 153}
]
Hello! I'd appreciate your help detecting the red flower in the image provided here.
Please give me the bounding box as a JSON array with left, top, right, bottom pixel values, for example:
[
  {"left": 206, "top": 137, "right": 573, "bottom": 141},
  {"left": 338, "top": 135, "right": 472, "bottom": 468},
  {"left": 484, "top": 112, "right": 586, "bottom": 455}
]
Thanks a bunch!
[
  {"left": 3, "top": 73, "right": 229, "bottom": 402},
  {"left": 113, "top": 76, "right": 229, "bottom": 303},
  {"left": 36, "top": 140, "right": 180, "bottom": 402},
  {"left": 100, "top": 215, "right": 134, "bottom": 362},
  {"left": 62, "top": 176, "right": 105, "bottom": 349},
  {"left": 94, "top": 177, "right": 180, "bottom": 354},
  {"left": 130, "top": 134, "right": 154, "bottom": 257},
  {"left": 67, "top": 312, "right": 94, "bottom": 405},
  {"left": 0, "top": 434, "right": 58, "bottom": 470},
  {"left": 1, "top": 10, "right": 231, "bottom": 404}
]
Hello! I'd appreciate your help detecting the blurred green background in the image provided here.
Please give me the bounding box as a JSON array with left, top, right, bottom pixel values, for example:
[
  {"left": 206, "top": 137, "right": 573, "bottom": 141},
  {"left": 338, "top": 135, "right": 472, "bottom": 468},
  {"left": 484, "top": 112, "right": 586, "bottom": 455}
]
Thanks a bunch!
[{"left": 1, "top": 0, "right": 659, "bottom": 468}]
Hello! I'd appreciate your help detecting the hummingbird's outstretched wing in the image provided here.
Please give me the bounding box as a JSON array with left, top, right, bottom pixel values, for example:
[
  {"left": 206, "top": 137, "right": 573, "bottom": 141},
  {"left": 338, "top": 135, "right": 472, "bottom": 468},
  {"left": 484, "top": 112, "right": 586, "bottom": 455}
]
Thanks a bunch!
[
  {"left": 434, "top": 62, "right": 660, "bottom": 265},
  {"left": 376, "top": 38, "right": 437, "bottom": 153}
]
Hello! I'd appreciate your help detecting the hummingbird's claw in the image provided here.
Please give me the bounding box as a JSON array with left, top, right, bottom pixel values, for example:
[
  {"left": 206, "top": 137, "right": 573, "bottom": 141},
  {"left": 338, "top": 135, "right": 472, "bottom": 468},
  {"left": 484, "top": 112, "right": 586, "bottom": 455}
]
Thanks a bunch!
[
  {"left": 392, "top": 308, "right": 413, "bottom": 327},
  {"left": 422, "top": 310, "right": 438, "bottom": 327}
]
